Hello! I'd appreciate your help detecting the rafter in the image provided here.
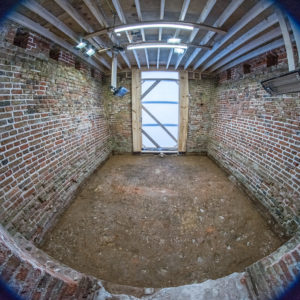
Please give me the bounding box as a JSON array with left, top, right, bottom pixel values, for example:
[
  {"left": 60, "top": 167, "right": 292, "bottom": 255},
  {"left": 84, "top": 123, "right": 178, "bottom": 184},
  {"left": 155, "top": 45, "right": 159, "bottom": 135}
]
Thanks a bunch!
[
  {"left": 134, "top": 0, "right": 149, "bottom": 69},
  {"left": 157, "top": 0, "right": 165, "bottom": 69},
  {"left": 184, "top": 0, "right": 244, "bottom": 70},
  {"left": 52, "top": 0, "right": 111, "bottom": 69},
  {"left": 216, "top": 38, "right": 285, "bottom": 73},
  {"left": 7, "top": 12, "right": 104, "bottom": 71},
  {"left": 112, "top": 0, "right": 141, "bottom": 68},
  {"left": 193, "top": 0, "right": 272, "bottom": 71},
  {"left": 207, "top": 13, "right": 278, "bottom": 72},
  {"left": 175, "top": 0, "right": 216, "bottom": 69},
  {"left": 82, "top": 0, "right": 130, "bottom": 69},
  {"left": 211, "top": 27, "right": 282, "bottom": 72},
  {"left": 166, "top": 0, "right": 190, "bottom": 69},
  {"left": 54, "top": 0, "right": 106, "bottom": 51},
  {"left": 21, "top": 0, "right": 110, "bottom": 69},
  {"left": 276, "top": 9, "right": 295, "bottom": 71}
]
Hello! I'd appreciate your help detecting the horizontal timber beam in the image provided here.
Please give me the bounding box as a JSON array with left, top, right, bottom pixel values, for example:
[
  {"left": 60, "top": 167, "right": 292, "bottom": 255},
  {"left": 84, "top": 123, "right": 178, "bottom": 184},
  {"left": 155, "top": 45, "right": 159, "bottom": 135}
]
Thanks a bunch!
[{"left": 216, "top": 38, "right": 285, "bottom": 73}]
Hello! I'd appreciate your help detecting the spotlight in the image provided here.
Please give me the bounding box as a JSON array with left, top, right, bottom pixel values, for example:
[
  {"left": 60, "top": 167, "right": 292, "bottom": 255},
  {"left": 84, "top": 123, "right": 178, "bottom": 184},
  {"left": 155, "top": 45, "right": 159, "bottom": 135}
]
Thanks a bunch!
[
  {"left": 85, "top": 48, "right": 96, "bottom": 56},
  {"left": 75, "top": 41, "right": 87, "bottom": 49},
  {"left": 168, "top": 37, "right": 181, "bottom": 44},
  {"left": 174, "top": 48, "right": 185, "bottom": 54}
]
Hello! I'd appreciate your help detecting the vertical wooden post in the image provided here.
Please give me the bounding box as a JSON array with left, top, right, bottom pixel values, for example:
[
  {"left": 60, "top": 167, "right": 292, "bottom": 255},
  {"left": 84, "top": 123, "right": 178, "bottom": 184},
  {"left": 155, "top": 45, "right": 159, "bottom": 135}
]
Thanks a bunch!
[
  {"left": 132, "top": 69, "right": 142, "bottom": 152},
  {"left": 178, "top": 71, "right": 189, "bottom": 152}
]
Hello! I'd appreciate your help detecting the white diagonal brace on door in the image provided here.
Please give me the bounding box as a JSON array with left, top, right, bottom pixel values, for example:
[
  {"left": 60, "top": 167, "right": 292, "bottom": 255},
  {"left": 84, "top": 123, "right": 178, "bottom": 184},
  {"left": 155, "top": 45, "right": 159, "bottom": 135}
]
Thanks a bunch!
[
  {"left": 141, "top": 80, "right": 161, "bottom": 99},
  {"left": 142, "top": 129, "right": 160, "bottom": 148},
  {"left": 142, "top": 105, "right": 177, "bottom": 143}
]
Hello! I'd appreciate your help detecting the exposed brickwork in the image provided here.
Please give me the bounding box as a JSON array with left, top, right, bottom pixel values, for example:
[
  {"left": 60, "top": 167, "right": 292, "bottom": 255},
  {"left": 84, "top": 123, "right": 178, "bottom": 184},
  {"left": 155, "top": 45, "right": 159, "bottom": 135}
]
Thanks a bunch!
[
  {"left": 187, "top": 77, "right": 216, "bottom": 153},
  {"left": 0, "top": 21, "right": 111, "bottom": 243},
  {"left": 246, "top": 234, "right": 300, "bottom": 299},
  {"left": 103, "top": 73, "right": 213, "bottom": 154},
  {"left": 218, "top": 46, "right": 298, "bottom": 83},
  {"left": 0, "top": 225, "right": 101, "bottom": 299},
  {"left": 0, "top": 18, "right": 299, "bottom": 300},
  {"left": 208, "top": 47, "right": 300, "bottom": 235},
  {"left": 103, "top": 75, "right": 133, "bottom": 153}
]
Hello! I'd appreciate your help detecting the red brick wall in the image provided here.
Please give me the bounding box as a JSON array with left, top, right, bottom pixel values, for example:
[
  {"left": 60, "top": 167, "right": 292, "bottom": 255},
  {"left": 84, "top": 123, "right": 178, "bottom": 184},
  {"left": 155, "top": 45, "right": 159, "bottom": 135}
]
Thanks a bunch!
[
  {"left": 103, "top": 74, "right": 133, "bottom": 153},
  {"left": 187, "top": 76, "right": 216, "bottom": 153},
  {"left": 246, "top": 233, "right": 300, "bottom": 299},
  {"left": 0, "top": 225, "right": 101, "bottom": 299},
  {"left": 208, "top": 47, "right": 300, "bottom": 235},
  {"left": 0, "top": 21, "right": 111, "bottom": 243}
]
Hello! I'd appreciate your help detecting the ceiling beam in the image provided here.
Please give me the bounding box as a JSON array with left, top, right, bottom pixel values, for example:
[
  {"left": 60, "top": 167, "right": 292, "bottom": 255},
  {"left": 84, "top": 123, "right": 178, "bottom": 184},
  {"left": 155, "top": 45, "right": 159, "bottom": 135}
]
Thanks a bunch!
[
  {"left": 23, "top": 0, "right": 78, "bottom": 42},
  {"left": 22, "top": 0, "right": 110, "bottom": 69},
  {"left": 54, "top": 0, "right": 106, "bottom": 49},
  {"left": 157, "top": 0, "right": 165, "bottom": 69},
  {"left": 52, "top": 0, "right": 111, "bottom": 69},
  {"left": 166, "top": 0, "right": 191, "bottom": 69},
  {"left": 207, "top": 13, "right": 278, "bottom": 72},
  {"left": 276, "top": 9, "right": 296, "bottom": 71},
  {"left": 7, "top": 12, "right": 104, "bottom": 71},
  {"left": 82, "top": 0, "right": 129, "bottom": 69},
  {"left": 175, "top": 0, "right": 216, "bottom": 69},
  {"left": 193, "top": 0, "right": 272, "bottom": 71},
  {"left": 211, "top": 27, "right": 282, "bottom": 72},
  {"left": 184, "top": 0, "right": 244, "bottom": 70},
  {"left": 216, "top": 38, "right": 285, "bottom": 73},
  {"left": 288, "top": 15, "right": 300, "bottom": 65},
  {"left": 112, "top": 0, "right": 140, "bottom": 68},
  {"left": 82, "top": 0, "right": 106, "bottom": 27},
  {"left": 127, "top": 41, "right": 211, "bottom": 50},
  {"left": 134, "top": 0, "right": 149, "bottom": 69},
  {"left": 85, "top": 21, "right": 227, "bottom": 39}
]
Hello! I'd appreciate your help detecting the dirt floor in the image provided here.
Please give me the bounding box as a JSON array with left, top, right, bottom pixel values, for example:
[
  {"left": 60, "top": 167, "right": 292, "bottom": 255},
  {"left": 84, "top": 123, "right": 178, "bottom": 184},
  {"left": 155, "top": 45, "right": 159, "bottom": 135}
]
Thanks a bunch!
[{"left": 41, "top": 155, "right": 286, "bottom": 288}]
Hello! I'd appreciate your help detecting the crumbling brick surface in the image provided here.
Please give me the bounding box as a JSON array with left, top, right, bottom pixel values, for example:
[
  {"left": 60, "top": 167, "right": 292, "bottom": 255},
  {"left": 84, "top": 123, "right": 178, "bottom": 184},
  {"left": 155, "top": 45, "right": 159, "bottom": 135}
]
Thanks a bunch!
[
  {"left": 0, "top": 225, "right": 101, "bottom": 299},
  {"left": 0, "top": 21, "right": 111, "bottom": 243},
  {"left": 209, "top": 47, "right": 300, "bottom": 235}
]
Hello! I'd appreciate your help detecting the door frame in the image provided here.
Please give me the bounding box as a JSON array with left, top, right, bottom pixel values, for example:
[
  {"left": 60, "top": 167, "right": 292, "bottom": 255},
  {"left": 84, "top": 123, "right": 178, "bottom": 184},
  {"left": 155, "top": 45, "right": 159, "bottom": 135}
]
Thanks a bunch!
[{"left": 131, "top": 69, "right": 189, "bottom": 153}]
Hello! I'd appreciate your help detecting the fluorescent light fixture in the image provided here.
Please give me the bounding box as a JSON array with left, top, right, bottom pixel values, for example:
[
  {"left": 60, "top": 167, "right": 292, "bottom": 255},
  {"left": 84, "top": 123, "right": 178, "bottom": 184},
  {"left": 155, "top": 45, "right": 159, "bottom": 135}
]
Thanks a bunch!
[
  {"left": 115, "top": 23, "right": 193, "bottom": 33},
  {"left": 127, "top": 43, "right": 188, "bottom": 51},
  {"left": 261, "top": 69, "right": 300, "bottom": 95},
  {"left": 85, "top": 48, "right": 96, "bottom": 56},
  {"left": 168, "top": 37, "right": 181, "bottom": 44},
  {"left": 174, "top": 48, "right": 185, "bottom": 54},
  {"left": 75, "top": 41, "right": 87, "bottom": 49}
]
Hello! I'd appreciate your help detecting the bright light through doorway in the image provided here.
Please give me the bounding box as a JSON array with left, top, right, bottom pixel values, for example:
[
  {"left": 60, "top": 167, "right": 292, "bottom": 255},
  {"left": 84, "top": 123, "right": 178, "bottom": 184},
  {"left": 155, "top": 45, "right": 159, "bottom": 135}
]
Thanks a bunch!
[{"left": 141, "top": 71, "right": 179, "bottom": 151}]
